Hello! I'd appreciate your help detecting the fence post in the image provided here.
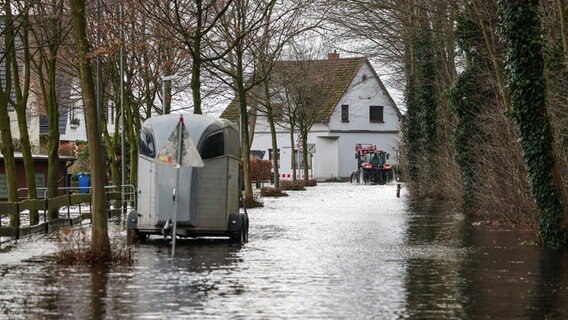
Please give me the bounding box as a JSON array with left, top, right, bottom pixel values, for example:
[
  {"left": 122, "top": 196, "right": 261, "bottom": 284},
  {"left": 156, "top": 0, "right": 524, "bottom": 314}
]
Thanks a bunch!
[
  {"left": 44, "top": 197, "right": 48, "bottom": 223},
  {"left": 67, "top": 190, "right": 72, "bottom": 225},
  {"left": 15, "top": 202, "right": 20, "bottom": 241}
]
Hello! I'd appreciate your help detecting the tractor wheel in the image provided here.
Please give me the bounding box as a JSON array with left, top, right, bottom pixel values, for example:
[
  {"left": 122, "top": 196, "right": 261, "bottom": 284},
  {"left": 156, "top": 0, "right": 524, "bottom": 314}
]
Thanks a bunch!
[
  {"left": 351, "top": 172, "right": 358, "bottom": 184},
  {"left": 359, "top": 170, "right": 365, "bottom": 185}
]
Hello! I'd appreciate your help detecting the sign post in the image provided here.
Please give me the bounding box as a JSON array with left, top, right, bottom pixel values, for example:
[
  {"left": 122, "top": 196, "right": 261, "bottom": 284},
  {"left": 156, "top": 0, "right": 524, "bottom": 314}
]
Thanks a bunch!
[{"left": 156, "top": 115, "right": 204, "bottom": 257}]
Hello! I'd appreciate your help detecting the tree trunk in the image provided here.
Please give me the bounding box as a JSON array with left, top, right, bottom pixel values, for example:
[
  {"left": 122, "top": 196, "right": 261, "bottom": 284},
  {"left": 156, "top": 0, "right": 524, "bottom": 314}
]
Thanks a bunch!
[
  {"left": 69, "top": 0, "right": 111, "bottom": 258},
  {"left": 46, "top": 62, "right": 60, "bottom": 220},
  {"left": 191, "top": 46, "right": 203, "bottom": 115},
  {"left": 556, "top": 0, "right": 568, "bottom": 69},
  {"left": 501, "top": 0, "right": 567, "bottom": 246},
  {"left": 4, "top": 0, "right": 38, "bottom": 226},
  {"left": 301, "top": 133, "right": 309, "bottom": 185},
  {"left": 128, "top": 99, "right": 140, "bottom": 188},
  {"left": 0, "top": 5, "right": 20, "bottom": 228},
  {"left": 264, "top": 83, "right": 280, "bottom": 189},
  {"left": 289, "top": 127, "right": 296, "bottom": 183},
  {"left": 235, "top": 49, "right": 253, "bottom": 200}
]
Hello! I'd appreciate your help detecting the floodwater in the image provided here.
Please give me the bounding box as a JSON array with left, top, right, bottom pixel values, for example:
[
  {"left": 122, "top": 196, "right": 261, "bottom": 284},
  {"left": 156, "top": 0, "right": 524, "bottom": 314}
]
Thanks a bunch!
[{"left": 1, "top": 183, "right": 568, "bottom": 319}]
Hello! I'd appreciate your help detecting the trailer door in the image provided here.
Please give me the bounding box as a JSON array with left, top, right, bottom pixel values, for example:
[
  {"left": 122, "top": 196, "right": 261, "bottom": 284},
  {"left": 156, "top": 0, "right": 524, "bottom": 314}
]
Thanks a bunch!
[
  {"left": 138, "top": 130, "right": 157, "bottom": 226},
  {"left": 196, "top": 156, "right": 228, "bottom": 228}
]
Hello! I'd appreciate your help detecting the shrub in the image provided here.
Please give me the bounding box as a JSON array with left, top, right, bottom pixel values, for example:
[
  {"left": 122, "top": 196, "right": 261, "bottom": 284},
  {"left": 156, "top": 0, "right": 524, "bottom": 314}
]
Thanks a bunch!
[
  {"left": 241, "top": 195, "right": 264, "bottom": 208},
  {"left": 280, "top": 180, "right": 306, "bottom": 191},
  {"left": 249, "top": 159, "right": 272, "bottom": 181},
  {"left": 55, "top": 227, "right": 132, "bottom": 265},
  {"left": 304, "top": 179, "right": 318, "bottom": 187},
  {"left": 260, "top": 187, "right": 288, "bottom": 197}
]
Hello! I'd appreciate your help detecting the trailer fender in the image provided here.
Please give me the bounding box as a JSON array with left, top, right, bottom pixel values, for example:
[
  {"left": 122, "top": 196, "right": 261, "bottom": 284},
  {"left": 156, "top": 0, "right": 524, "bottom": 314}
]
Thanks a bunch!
[
  {"left": 126, "top": 209, "right": 138, "bottom": 230},
  {"left": 228, "top": 212, "right": 245, "bottom": 231}
]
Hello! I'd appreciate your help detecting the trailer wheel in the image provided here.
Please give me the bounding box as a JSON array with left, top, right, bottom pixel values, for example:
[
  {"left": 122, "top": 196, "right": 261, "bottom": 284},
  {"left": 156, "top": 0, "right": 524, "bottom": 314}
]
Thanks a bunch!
[
  {"left": 230, "top": 226, "right": 245, "bottom": 244},
  {"left": 127, "top": 230, "right": 147, "bottom": 245},
  {"left": 243, "top": 217, "right": 249, "bottom": 243}
]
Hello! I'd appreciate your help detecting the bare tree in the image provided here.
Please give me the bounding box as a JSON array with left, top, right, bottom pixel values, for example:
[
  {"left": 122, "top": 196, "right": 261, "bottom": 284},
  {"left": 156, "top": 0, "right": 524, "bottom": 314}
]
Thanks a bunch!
[
  {"left": 0, "top": 0, "right": 20, "bottom": 223},
  {"left": 69, "top": 0, "right": 111, "bottom": 259},
  {"left": 206, "top": 0, "right": 279, "bottom": 201},
  {"left": 5, "top": 1, "right": 40, "bottom": 224},
  {"left": 29, "top": 0, "right": 71, "bottom": 219},
  {"left": 142, "top": 0, "right": 234, "bottom": 115}
]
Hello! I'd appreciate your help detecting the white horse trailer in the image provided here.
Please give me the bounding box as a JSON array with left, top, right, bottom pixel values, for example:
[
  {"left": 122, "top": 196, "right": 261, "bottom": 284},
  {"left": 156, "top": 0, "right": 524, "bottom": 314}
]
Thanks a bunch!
[{"left": 127, "top": 113, "right": 248, "bottom": 243}]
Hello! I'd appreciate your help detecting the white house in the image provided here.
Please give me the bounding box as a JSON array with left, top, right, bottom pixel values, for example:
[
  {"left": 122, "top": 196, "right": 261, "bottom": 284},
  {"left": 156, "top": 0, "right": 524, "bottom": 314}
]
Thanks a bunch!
[{"left": 221, "top": 53, "right": 401, "bottom": 181}]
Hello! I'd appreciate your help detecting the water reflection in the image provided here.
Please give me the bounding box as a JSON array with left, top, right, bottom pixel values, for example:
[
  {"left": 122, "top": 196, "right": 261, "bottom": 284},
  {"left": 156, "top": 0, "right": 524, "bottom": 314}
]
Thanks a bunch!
[
  {"left": 403, "top": 200, "right": 472, "bottom": 319},
  {"left": 1, "top": 184, "right": 568, "bottom": 319},
  {"left": 403, "top": 199, "right": 568, "bottom": 319},
  {"left": 527, "top": 249, "right": 568, "bottom": 319}
]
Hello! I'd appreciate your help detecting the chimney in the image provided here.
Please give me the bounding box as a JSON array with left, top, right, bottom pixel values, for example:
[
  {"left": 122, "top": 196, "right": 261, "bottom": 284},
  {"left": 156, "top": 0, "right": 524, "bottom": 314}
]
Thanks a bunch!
[{"left": 327, "top": 50, "right": 340, "bottom": 60}]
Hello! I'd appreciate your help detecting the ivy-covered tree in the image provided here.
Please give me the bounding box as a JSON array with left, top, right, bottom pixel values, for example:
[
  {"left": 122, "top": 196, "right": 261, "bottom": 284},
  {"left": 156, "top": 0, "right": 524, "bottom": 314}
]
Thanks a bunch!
[
  {"left": 447, "top": 13, "right": 484, "bottom": 212},
  {"left": 500, "top": 0, "right": 568, "bottom": 246}
]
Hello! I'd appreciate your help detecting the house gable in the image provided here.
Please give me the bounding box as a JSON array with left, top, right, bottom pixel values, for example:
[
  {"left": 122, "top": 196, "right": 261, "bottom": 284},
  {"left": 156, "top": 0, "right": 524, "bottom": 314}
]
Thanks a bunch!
[{"left": 327, "top": 61, "right": 400, "bottom": 133}]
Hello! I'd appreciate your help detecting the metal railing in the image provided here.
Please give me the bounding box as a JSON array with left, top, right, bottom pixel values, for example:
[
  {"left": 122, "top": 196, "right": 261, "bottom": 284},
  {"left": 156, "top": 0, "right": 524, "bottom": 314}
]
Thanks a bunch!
[
  {"left": 1, "top": 185, "right": 136, "bottom": 241},
  {"left": 16, "top": 184, "right": 136, "bottom": 213}
]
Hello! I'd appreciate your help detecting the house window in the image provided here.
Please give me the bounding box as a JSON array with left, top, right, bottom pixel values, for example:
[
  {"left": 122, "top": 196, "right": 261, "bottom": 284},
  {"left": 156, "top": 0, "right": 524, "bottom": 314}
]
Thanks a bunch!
[
  {"left": 0, "top": 174, "right": 7, "bottom": 199},
  {"left": 272, "top": 104, "right": 283, "bottom": 121},
  {"left": 70, "top": 106, "right": 78, "bottom": 123},
  {"left": 341, "top": 105, "right": 349, "bottom": 122},
  {"left": 268, "top": 148, "right": 280, "bottom": 168},
  {"left": 293, "top": 150, "right": 312, "bottom": 169},
  {"left": 35, "top": 173, "right": 46, "bottom": 194},
  {"left": 370, "top": 106, "right": 384, "bottom": 123}
]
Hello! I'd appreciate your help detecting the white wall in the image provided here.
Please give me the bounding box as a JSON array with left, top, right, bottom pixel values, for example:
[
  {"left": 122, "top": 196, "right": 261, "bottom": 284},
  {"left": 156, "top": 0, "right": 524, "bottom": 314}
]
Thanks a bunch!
[{"left": 328, "top": 62, "right": 399, "bottom": 132}]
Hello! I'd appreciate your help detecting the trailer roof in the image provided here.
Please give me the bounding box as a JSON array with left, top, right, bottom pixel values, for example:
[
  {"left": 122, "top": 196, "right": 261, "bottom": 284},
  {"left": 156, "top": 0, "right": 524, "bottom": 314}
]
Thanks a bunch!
[{"left": 142, "top": 113, "right": 237, "bottom": 154}]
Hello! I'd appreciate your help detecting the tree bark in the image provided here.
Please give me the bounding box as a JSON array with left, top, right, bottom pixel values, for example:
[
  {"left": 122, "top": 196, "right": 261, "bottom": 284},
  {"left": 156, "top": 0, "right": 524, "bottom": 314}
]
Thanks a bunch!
[
  {"left": 557, "top": 0, "right": 568, "bottom": 69},
  {"left": 264, "top": 82, "right": 280, "bottom": 189},
  {"left": 8, "top": 3, "right": 38, "bottom": 224},
  {"left": 501, "top": 0, "right": 567, "bottom": 246},
  {"left": 0, "top": 2, "right": 20, "bottom": 228},
  {"left": 69, "top": 0, "right": 111, "bottom": 258}
]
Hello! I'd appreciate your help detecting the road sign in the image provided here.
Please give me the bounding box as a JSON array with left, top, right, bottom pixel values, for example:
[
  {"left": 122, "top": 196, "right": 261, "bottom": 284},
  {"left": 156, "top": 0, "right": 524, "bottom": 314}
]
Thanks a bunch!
[
  {"left": 307, "top": 143, "right": 316, "bottom": 154},
  {"left": 156, "top": 115, "right": 204, "bottom": 168}
]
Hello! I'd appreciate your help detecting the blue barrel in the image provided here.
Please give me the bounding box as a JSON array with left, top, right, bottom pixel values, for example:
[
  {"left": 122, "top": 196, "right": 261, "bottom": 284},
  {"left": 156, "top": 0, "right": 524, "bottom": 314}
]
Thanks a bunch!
[{"left": 77, "top": 173, "right": 91, "bottom": 193}]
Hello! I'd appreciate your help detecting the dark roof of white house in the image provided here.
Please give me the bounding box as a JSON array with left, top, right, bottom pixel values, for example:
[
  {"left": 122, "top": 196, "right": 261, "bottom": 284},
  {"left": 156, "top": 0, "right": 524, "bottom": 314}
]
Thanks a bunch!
[{"left": 220, "top": 56, "right": 400, "bottom": 123}]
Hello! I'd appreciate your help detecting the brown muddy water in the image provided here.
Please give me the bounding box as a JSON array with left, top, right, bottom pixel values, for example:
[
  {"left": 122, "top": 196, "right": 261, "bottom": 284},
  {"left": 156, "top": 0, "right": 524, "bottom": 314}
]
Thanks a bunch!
[{"left": 1, "top": 183, "right": 567, "bottom": 319}]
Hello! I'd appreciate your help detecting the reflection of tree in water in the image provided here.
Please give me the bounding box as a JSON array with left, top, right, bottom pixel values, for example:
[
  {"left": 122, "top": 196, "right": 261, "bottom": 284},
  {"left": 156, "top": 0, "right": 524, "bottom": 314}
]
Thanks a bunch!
[
  {"left": 404, "top": 200, "right": 472, "bottom": 246},
  {"left": 90, "top": 265, "right": 109, "bottom": 320},
  {"left": 526, "top": 249, "right": 567, "bottom": 318},
  {"left": 403, "top": 200, "right": 473, "bottom": 318},
  {"left": 404, "top": 200, "right": 568, "bottom": 318}
]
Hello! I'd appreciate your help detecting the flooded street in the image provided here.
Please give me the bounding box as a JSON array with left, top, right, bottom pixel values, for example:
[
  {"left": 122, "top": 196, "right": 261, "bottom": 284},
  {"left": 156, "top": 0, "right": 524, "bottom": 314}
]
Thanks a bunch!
[{"left": 1, "top": 183, "right": 568, "bottom": 319}]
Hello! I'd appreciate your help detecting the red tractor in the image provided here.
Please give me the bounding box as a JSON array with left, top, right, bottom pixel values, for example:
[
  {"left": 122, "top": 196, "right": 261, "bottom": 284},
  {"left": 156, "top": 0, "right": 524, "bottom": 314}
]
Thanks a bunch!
[{"left": 351, "top": 143, "right": 393, "bottom": 185}]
